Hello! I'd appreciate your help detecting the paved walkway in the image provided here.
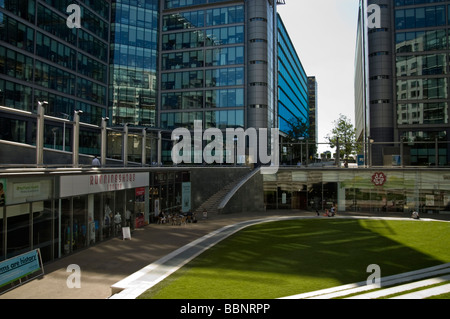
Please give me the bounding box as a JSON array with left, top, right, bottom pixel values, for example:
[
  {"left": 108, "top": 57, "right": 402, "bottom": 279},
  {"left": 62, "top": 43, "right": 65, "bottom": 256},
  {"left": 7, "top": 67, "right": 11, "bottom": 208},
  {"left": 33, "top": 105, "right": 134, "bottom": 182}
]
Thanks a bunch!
[{"left": 1, "top": 210, "right": 449, "bottom": 299}]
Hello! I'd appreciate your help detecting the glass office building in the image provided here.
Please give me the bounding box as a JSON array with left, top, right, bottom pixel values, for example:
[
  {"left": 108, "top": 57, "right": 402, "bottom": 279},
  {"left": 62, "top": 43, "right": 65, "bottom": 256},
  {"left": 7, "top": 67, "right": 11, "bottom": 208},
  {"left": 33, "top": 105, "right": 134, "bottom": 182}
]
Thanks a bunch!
[
  {"left": 159, "top": 1, "right": 246, "bottom": 132},
  {"left": 109, "top": 0, "right": 159, "bottom": 127},
  {"left": 277, "top": 16, "right": 309, "bottom": 136},
  {"left": 159, "top": 0, "right": 310, "bottom": 163},
  {"left": 0, "top": 0, "right": 110, "bottom": 155},
  {"left": 355, "top": 0, "right": 450, "bottom": 166}
]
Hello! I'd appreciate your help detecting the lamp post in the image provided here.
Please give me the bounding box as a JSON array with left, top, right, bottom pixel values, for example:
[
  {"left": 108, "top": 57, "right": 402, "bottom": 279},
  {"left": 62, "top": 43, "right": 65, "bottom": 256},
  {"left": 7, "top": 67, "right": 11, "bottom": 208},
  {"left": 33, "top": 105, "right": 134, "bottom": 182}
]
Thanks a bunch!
[
  {"left": 36, "top": 100, "right": 48, "bottom": 167},
  {"left": 369, "top": 138, "right": 374, "bottom": 167},
  {"left": 123, "top": 123, "right": 129, "bottom": 167},
  {"left": 142, "top": 128, "right": 147, "bottom": 166},
  {"left": 157, "top": 130, "right": 162, "bottom": 166},
  {"left": 72, "top": 110, "right": 83, "bottom": 167},
  {"left": 101, "top": 117, "right": 109, "bottom": 167}
]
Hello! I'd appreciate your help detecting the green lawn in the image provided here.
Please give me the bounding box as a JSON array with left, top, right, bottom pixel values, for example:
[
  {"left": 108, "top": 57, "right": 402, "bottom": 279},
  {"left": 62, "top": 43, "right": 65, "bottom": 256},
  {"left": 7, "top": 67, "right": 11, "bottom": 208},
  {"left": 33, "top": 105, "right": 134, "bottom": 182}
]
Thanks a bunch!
[{"left": 139, "top": 218, "right": 450, "bottom": 299}]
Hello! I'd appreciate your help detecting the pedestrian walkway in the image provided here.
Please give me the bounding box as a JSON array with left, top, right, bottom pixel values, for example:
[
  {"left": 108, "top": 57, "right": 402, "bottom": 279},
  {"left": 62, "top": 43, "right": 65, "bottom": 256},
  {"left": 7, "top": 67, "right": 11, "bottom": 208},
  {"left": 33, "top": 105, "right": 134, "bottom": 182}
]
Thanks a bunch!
[
  {"left": 279, "top": 263, "right": 450, "bottom": 299},
  {"left": 1, "top": 210, "right": 449, "bottom": 299}
]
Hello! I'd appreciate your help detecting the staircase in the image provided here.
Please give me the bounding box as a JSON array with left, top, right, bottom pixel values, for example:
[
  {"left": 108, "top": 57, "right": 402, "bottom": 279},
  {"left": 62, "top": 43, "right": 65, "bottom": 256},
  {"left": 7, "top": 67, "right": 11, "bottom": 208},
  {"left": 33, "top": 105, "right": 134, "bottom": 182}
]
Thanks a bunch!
[
  {"left": 194, "top": 167, "right": 260, "bottom": 216},
  {"left": 194, "top": 175, "right": 247, "bottom": 215}
]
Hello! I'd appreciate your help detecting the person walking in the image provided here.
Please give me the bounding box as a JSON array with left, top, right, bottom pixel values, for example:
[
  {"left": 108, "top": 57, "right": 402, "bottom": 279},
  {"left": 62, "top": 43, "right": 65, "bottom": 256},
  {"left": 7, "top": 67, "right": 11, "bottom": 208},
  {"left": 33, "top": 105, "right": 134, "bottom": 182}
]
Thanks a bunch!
[{"left": 92, "top": 155, "right": 101, "bottom": 167}]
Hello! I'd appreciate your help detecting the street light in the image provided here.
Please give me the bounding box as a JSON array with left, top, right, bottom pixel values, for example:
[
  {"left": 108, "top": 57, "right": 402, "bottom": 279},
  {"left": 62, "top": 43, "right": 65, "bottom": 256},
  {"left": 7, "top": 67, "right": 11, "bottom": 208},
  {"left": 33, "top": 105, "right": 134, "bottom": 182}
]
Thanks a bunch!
[
  {"left": 369, "top": 138, "right": 374, "bottom": 167},
  {"left": 36, "top": 100, "right": 48, "bottom": 167},
  {"left": 72, "top": 110, "right": 83, "bottom": 167},
  {"left": 101, "top": 117, "right": 109, "bottom": 167},
  {"left": 123, "top": 123, "right": 129, "bottom": 167}
]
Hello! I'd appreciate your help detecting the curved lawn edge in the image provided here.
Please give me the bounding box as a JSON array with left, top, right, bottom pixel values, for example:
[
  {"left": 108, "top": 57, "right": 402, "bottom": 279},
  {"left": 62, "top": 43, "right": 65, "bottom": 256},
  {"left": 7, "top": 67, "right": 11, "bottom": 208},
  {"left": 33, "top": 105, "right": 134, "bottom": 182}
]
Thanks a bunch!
[{"left": 110, "top": 216, "right": 450, "bottom": 299}]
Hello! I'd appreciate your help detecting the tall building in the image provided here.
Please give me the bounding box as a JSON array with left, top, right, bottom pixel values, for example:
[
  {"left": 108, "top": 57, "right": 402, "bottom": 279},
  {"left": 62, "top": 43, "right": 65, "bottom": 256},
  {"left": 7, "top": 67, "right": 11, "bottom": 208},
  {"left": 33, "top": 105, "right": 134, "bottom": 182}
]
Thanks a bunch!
[
  {"left": 159, "top": 0, "right": 309, "bottom": 163},
  {"left": 0, "top": 0, "right": 111, "bottom": 157},
  {"left": 109, "top": 0, "right": 159, "bottom": 128},
  {"left": 0, "top": 0, "right": 309, "bottom": 166},
  {"left": 355, "top": 0, "right": 450, "bottom": 166},
  {"left": 277, "top": 16, "right": 309, "bottom": 136},
  {"left": 308, "top": 76, "right": 318, "bottom": 145}
]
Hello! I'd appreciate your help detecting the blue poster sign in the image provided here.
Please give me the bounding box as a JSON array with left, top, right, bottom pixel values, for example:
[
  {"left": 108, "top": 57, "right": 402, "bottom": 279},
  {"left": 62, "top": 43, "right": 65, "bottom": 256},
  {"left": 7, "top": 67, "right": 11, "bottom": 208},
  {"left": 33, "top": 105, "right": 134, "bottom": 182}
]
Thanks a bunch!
[
  {"left": 357, "top": 155, "right": 365, "bottom": 167},
  {"left": 0, "top": 249, "right": 43, "bottom": 289}
]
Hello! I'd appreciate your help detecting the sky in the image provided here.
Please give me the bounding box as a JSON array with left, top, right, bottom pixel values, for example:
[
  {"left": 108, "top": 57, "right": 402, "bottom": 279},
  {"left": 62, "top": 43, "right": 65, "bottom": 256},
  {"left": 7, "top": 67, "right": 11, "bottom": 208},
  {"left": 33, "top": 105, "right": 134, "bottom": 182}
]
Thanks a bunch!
[{"left": 277, "top": 0, "right": 360, "bottom": 152}]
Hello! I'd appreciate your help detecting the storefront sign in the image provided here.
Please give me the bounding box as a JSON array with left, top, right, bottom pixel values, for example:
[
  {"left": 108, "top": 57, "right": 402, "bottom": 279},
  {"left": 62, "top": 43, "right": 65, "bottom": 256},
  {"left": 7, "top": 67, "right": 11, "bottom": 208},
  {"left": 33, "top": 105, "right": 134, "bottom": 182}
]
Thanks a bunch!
[
  {"left": 0, "top": 249, "right": 43, "bottom": 290},
  {"left": 60, "top": 172, "right": 149, "bottom": 197},
  {"left": 135, "top": 187, "right": 146, "bottom": 196},
  {"left": 371, "top": 172, "right": 386, "bottom": 186},
  {"left": 13, "top": 182, "right": 41, "bottom": 198}
]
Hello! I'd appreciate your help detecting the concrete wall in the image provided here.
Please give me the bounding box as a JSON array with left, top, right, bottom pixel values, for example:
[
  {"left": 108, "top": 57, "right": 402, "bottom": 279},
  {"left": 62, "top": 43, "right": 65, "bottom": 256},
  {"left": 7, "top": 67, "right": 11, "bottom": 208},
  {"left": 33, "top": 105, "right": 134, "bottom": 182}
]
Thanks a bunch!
[
  {"left": 190, "top": 166, "right": 251, "bottom": 211},
  {"left": 220, "top": 170, "right": 265, "bottom": 214}
]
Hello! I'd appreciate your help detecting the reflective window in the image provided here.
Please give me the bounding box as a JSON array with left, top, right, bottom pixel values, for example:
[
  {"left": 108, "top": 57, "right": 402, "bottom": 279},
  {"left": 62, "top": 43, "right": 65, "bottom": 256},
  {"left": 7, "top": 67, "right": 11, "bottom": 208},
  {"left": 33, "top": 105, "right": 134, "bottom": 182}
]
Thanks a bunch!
[
  {"left": 205, "top": 67, "right": 244, "bottom": 87},
  {"left": 163, "top": 10, "right": 205, "bottom": 31},
  {"left": 205, "top": 110, "right": 244, "bottom": 129},
  {"left": 205, "top": 46, "right": 244, "bottom": 66},
  {"left": 162, "top": 30, "right": 204, "bottom": 50},
  {"left": 162, "top": 91, "right": 204, "bottom": 110},
  {"left": 0, "top": 116, "right": 27, "bottom": 143},
  {"left": 397, "top": 102, "right": 448, "bottom": 124},
  {"left": 0, "top": 45, "right": 33, "bottom": 82},
  {"left": 1, "top": 0, "right": 35, "bottom": 23},
  {"left": 76, "top": 77, "right": 106, "bottom": 105},
  {"left": 395, "top": 0, "right": 446, "bottom": 6},
  {"left": 162, "top": 50, "right": 204, "bottom": 70},
  {"left": 204, "top": 25, "right": 244, "bottom": 46},
  {"left": 0, "top": 12, "right": 34, "bottom": 53},
  {"left": 161, "top": 70, "right": 204, "bottom": 90},
  {"left": 206, "top": 89, "right": 244, "bottom": 108},
  {"left": 206, "top": 5, "right": 245, "bottom": 26},
  {"left": 396, "top": 78, "right": 447, "bottom": 100},
  {"left": 395, "top": 5, "right": 446, "bottom": 30},
  {"left": 396, "top": 54, "right": 447, "bottom": 76},
  {"left": 396, "top": 29, "right": 447, "bottom": 53},
  {"left": 160, "top": 111, "right": 203, "bottom": 130},
  {"left": 36, "top": 32, "right": 77, "bottom": 71}
]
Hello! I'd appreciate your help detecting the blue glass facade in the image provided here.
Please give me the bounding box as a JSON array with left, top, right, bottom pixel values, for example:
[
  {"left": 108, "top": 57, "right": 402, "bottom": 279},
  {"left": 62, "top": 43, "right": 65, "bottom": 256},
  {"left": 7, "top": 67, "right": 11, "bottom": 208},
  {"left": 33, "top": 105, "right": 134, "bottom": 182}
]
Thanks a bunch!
[
  {"left": 159, "top": 2, "right": 246, "bottom": 133},
  {"left": 109, "top": 0, "right": 159, "bottom": 127},
  {"left": 277, "top": 15, "right": 309, "bottom": 136}
]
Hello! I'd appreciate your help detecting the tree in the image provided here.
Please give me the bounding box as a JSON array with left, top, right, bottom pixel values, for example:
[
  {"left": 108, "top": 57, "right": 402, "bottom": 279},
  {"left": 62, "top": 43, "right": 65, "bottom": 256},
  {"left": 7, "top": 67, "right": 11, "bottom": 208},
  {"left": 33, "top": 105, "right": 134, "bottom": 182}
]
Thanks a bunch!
[{"left": 326, "top": 114, "right": 359, "bottom": 160}]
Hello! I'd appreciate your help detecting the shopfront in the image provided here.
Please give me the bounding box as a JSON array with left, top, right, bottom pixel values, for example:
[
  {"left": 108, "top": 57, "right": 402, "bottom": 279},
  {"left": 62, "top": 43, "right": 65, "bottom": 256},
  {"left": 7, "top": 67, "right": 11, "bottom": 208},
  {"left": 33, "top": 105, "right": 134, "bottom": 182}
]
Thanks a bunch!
[
  {"left": 0, "top": 168, "right": 193, "bottom": 265},
  {"left": 0, "top": 176, "right": 57, "bottom": 263},
  {"left": 0, "top": 171, "right": 151, "bottom": 264},
  {"left": 59, "top": 172, "right": 150, "bottom": 257},
  {"left": 264, "top": 168, "right": 450, "bottom": 215}
]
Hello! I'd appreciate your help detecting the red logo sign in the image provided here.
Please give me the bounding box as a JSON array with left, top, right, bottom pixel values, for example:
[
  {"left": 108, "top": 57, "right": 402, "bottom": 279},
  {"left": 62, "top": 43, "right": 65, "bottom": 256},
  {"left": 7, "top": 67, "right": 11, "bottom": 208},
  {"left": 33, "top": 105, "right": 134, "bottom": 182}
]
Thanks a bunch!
[{"left": 372, "top": 172, "right": 386, "bottom": 186}]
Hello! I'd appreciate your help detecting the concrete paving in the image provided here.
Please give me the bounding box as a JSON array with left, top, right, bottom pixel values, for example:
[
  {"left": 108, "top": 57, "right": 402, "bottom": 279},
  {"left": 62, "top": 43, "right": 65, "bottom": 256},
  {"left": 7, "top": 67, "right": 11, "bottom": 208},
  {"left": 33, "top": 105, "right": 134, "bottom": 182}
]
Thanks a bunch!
[{"left": 1, "top": 210, "right": 449, "bottom": 299}]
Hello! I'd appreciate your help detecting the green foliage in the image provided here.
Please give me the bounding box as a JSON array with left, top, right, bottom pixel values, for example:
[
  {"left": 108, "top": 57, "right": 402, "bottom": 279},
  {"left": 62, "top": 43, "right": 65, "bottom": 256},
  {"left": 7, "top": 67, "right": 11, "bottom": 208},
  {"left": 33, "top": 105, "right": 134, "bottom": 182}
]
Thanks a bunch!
[{"left": 326, "top": 114, "right": 360, "bottom": 159}]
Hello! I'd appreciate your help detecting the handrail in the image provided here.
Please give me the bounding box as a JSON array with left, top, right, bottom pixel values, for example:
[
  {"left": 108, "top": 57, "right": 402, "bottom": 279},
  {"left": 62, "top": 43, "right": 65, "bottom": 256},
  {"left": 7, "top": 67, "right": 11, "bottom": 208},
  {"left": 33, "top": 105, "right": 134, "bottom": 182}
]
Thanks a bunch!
[{"left": 217, "top": 166, "right": 261, "bottom": 212}]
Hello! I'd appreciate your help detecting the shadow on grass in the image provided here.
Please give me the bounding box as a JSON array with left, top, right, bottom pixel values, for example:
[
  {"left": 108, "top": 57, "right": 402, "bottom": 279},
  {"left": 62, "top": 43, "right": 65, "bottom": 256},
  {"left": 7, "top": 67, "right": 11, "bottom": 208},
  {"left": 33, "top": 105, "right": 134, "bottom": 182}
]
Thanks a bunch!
[{"left": 140, "top": 218, "right": 450, "bottom": 299}]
